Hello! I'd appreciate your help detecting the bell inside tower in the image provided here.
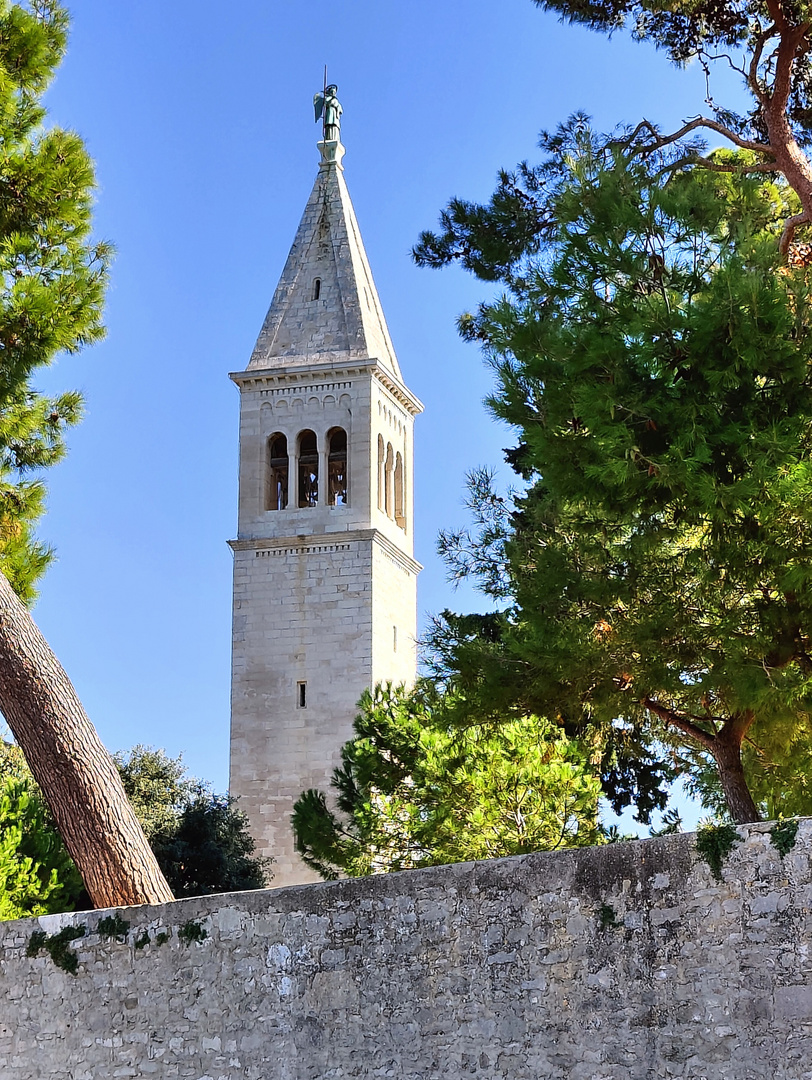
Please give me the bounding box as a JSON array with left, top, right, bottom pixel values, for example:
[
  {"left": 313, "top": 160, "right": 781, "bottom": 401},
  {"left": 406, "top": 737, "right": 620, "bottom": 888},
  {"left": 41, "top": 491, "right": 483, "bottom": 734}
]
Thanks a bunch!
[
  {"left": 328, "top": 427, "right": 347, "bottom": 505},
  {"left": 297, "top": 430, "right": 319, "bottom": 507},
  {"left": 266, "top": 434, "right": 288, "bottom": 511}
]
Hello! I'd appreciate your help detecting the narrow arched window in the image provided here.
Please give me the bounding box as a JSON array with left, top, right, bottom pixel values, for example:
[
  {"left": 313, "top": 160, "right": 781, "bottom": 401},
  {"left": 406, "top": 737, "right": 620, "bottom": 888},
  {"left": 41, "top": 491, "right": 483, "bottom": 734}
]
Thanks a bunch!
[
  {"left": 394, "top": 451, "right": 405, "bottom": 528},
  {"left": 312, "top": 278, "right": 321, "bottom": 300},
  {"left": 377, "top": 434, "right": 385, "bottom": 512},
  {"left": 385, "top": 442, "right": 394, "bottom": 519},
  {"left": 327, "top": 427, "right": 348, "bottom": 505},
  {"left": 266, "top": 434, "right": 288, "bottom": 511},
  {"left": 297, "top": 430, "right": 319, "bottom": 507}
]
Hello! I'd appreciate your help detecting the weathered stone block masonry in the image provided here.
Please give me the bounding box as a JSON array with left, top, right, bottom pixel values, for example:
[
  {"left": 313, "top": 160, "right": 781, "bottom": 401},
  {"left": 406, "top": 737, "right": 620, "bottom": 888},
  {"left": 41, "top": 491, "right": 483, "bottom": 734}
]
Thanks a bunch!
[{"left": 2, "top": 820, "right": 812, "bottom": 1078}]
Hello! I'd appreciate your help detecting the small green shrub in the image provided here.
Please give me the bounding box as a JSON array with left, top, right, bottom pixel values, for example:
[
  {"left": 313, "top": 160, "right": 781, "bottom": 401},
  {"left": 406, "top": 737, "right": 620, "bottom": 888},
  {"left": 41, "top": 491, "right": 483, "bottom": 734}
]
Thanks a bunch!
[
  {"left": 134, "top": 931, "right": 150, "bottom": 950},
  {"left": 696, "top": 822, "right": 740, "bottom": 882},
  {"left": 48, "top": 926, "right": 86, "bottom": 974},
  {"left": 155, "top": 931, "right": 169, "bottom": 946},
  {"left": 96, "top": 913, "right": 130, "bottom": 941},
  {"left": 27, "top": 924, "right": 87, "bottom": 975},
  {"left": 770, "top": 818, "right": 799, "bottom": 858},
  {"left": 178, "top": 919, "right": 207, "bottom": 945},
  {"left": 26, "top": 929, "right": 47, "bottom": 957},
  {"left": 598, "top": 903, "right": 621, "bottom": 930}
]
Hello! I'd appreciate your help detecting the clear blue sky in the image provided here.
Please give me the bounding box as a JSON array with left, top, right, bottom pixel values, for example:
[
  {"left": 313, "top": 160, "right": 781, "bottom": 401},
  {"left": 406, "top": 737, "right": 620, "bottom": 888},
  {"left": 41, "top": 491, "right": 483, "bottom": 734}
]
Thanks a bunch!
[{"left": 28, "top": 0, "right": 742, "bottom": 816}]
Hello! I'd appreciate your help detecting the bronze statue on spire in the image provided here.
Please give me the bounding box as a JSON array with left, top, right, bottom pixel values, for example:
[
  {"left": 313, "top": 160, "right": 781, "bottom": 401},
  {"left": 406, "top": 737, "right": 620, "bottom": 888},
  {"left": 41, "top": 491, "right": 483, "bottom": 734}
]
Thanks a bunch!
[{"left": 314, "top": 83, "right": 342, "bottom": 142}]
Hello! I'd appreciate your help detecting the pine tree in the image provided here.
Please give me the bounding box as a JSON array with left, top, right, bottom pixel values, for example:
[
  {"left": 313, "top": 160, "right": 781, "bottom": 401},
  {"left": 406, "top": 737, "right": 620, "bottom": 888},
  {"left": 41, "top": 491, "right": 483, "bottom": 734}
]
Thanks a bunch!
[
  {"left": 416, "top": 125, "right": 812, "bottom": 823},
  {"left": 0, "top": 2, "right": 172, "bottom": 907},
  {"left": 292, "top": 683, "right": 603, "bottom": 880}
]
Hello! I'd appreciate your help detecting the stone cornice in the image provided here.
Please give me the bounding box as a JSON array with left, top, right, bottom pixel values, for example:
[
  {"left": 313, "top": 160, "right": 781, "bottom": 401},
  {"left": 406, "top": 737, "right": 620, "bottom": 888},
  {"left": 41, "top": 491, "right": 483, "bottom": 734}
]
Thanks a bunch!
[
  {"left": 228, "top": 527, "right": 422, "bottom": 576},
  {"left": 371, "top": 365, "right": 424, "bottom": 416},
  {"left": 229, "top": 357, "right": 423, "bottom": 416},
  {"left": 371, "top": 529, "right": 424, "bottom": 576}
]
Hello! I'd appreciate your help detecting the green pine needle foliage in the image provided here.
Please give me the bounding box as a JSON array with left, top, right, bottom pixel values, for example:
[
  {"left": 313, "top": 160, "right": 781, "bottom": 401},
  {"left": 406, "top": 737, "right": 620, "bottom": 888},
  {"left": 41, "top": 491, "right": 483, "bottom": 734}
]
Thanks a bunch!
[
  {"left": 0, "top": 1, "right": 110, "bottom": 602},
  {"left": 415, "top": 120, "right": 812, "bottom": 823},
  {"left": 0, "top": 775, "right": 83, "bottom": 918},
  {"left": 292, "top": 682, "right": 604, "bottom": 880}
]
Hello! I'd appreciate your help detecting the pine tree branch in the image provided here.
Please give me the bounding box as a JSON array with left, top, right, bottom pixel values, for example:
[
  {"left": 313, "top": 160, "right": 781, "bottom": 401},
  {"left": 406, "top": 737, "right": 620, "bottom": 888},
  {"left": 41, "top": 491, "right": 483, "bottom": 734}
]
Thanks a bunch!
[
  {"left": 624, "top": 111, "right": 812, "bottom": 252},
  {"left": 769, "top": 21, "right": 809, "bottom": 117},
  {"left": 660, "top": 154, "right": 781, "bottom": 176},
  {"left": 764, "top": 0, "right": 791, "bottom": 36},
  {"left": 700, "top": 49, "right": 749, "bottom": 80},
  {"left": 748, "top": 23, "right": 777, "bottom": 105},
  {"left": 641, "top": 697, "right": 717, "bottom": 751},
  {"left": 622, "top": 117, "right": 773, "bottom": 157},
  {"left": 779, "top": 211, "right": 809, "bottom": 253}
]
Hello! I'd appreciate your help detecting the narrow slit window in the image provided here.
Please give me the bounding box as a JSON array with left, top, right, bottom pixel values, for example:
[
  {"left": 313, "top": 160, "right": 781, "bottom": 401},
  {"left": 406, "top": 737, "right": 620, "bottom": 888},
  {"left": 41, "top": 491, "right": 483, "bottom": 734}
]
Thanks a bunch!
[
  {"left": 384, "top": 442, "right": 394, "bottom": 518},
  {"left": 266, "top": 434, "right": 288, "bottom": 511},
  {"left": 394, "top": 451, "right": 405, "bottom": 528},
  {"left": 312, "top": 278, "right": 321, "bottom": 300},
  {"left": 377, "top": 434, "right": 385, "bottom": 512},
  {"left": 327, "top": 427, "right": 348, "bottom": 505},
  {"left": 297, "top": 681, "right": 307, "bottom": 708},
  {"left": 393, "top": 625, "right": 398, "bottom": 652},
  {"left": 297, "top": 430, "right": 318, "bottom": 507}
]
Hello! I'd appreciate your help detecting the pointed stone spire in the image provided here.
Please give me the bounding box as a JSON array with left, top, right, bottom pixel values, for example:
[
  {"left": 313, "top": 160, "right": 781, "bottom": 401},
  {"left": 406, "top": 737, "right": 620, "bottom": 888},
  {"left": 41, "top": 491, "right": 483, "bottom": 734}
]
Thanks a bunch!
[{"left": 248, "top": 136, "right": 402, "bottom": 380}]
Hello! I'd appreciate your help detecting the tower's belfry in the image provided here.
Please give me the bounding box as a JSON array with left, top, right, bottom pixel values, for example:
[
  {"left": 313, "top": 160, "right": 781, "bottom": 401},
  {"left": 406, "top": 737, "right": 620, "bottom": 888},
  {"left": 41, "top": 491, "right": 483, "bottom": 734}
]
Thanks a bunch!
[{"left": 228, "top": 107, "right": 422, "bottom": 887}]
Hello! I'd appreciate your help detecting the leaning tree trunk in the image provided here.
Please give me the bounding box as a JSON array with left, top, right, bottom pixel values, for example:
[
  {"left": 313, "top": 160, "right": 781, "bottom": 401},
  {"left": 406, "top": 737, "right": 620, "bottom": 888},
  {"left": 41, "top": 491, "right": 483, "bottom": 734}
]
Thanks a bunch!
[
  {"left": 645, "top": 697, "right": 762, "bottom": 825},
  {"left": 711, "top": 713, "right": 762, "bottom": 826},
  {"left": 0, "top": 570, "right": 173, "bottom": 908}
]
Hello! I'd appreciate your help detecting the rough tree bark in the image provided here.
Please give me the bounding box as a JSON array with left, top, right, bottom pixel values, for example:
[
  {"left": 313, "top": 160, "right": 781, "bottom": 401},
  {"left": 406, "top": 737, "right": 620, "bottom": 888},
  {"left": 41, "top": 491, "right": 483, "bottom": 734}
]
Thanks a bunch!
[
  {"left": 712, "top": 715, "right": 762, "bottom": 826},
  {"left": 0, "top": 570, "right": 174, "bottom": 908}
]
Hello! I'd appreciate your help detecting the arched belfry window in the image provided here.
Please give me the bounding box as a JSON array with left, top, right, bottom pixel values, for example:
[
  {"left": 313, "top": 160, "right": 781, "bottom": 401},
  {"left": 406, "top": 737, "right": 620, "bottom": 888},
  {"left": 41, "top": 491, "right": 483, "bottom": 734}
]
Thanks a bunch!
[
  {"left": 298, "top": 430, "right": 319, "bottom": 507},
  {"left": 395, "top": 451, "right": 405, "bottom": 529},
  {"left": 266, "top": 434, "right": 288, "bottom": 511},
  {"left": 384, "top": 442, "right": 394, "bottom": 518},
  {"left": 312, "top": 278, "right": 321, "bottom": 301},
  {"left": 377, "top": 435, "right": 385, "bottom": 512},
  {"left": 328, "top": 428, "right": 348, "bottom": 505}
]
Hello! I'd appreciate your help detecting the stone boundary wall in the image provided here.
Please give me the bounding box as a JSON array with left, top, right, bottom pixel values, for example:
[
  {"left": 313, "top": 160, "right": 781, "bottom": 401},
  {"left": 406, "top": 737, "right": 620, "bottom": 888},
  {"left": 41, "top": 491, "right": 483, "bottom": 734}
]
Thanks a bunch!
[{"left": 1, "top": 820, "right": 812, "bottom": 1079}]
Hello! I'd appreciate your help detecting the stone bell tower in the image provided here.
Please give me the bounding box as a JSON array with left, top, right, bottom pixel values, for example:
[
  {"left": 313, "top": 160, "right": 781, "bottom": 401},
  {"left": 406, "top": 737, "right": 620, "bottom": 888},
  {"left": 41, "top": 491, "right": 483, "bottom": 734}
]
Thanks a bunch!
[{"left": 228, "top": 103, "right": 422, "bottom": 887}]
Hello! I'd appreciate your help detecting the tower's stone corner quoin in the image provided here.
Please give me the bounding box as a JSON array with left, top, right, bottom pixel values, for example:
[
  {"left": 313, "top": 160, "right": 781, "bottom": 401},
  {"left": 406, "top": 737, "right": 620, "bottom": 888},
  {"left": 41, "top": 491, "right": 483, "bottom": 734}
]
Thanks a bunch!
[{"left": 228, "top": 125, "right": 423, "bottom": 887}]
